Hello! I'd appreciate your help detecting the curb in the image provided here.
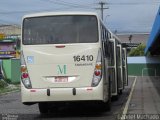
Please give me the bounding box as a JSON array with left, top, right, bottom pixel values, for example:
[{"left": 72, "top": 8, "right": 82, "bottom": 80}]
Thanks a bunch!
[{"left": 0, "top": 89, "right": 20, "bottom": 96}]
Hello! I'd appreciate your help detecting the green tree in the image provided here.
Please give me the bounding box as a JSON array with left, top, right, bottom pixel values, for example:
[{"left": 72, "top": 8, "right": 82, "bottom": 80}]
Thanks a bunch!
[{"left": 129, "top": 44, "right": 146, "bottom": 56}]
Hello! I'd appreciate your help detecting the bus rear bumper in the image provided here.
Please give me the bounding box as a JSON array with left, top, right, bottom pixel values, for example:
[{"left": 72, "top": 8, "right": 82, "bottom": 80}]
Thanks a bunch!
[{"left": 21, "top": 85, "right": 104, "bottom": 103}]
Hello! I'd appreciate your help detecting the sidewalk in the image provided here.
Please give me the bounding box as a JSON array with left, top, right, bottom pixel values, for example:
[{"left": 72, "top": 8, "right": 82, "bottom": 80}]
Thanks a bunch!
[{"left": 128, "top": 76, "right": 160, "bottom": 114}]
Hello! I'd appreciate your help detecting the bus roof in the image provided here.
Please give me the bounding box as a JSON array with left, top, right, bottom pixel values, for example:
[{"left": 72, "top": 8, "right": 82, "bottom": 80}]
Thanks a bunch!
[{"left": 23, "top": 11, "right": 99, "bottom": 19}]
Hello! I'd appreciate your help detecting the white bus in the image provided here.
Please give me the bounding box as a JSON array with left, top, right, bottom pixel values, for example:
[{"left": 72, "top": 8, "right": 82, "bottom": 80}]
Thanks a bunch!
[{"left": 21, "top": 12, "right": 128, "bottom": 113}]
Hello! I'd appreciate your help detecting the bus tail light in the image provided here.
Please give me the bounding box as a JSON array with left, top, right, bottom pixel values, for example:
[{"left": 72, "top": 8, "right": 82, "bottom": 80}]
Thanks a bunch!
[
  {"left": 91, "top": 50, "right": 102, "bottom": 87},
  {"left": 21, "top": 52, "right": 32, "bottom": 89}
]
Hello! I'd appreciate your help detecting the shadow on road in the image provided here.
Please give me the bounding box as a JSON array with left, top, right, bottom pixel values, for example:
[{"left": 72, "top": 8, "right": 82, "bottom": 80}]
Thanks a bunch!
[{"left": 18, "top": 104, "right": 108, "bottom": 120}]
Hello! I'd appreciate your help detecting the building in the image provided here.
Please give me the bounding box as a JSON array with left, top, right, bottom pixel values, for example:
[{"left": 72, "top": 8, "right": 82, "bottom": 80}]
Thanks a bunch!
[
  {"left": 0, "top": 25, "right": 21, "bottom": 36},
  {"left": 117, "top": 33, "right": 149, "bottom": 45},
  {"left": 0, "top": 25, "right": 21, "bottom": 83}
]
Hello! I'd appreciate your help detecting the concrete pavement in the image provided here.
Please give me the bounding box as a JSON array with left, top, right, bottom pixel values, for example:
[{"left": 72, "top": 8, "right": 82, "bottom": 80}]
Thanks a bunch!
[{"left": 128, "top": 76, "right": 160, "bottom": 114}]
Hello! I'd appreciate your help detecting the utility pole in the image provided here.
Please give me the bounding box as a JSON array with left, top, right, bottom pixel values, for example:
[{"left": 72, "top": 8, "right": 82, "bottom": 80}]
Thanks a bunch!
[{"left": 96, "top": 1, "right": 109, "bottom": 20}]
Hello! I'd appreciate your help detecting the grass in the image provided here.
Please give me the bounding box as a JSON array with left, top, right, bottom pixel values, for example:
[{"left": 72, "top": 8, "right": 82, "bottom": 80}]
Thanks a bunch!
[
  {"left": 0, "top": 80, "right": 20, "bottom": 95},
  {"left": 0, "top": 87, "right": 19, "bottom": 94},
  {"left": 0, "top": 79, "right": 8, "bottom": 88}
]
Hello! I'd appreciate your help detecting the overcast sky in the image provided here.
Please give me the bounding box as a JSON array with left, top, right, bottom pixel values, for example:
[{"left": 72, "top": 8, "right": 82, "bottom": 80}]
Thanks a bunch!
[{"left": 0, "top": 0, "right": 160, "bottom": 33}]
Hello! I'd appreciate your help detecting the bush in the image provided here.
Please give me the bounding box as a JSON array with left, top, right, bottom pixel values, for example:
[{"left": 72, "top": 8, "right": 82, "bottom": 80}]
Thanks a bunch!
[
  {"left": 0, "top": 80, "right": 8, "bottom": 88},
  {"left": 129, "top": 44, "right": 146, "bottom": 56},
  {"left": 5, "top": 79, "right": 11, "bottom": 84}
]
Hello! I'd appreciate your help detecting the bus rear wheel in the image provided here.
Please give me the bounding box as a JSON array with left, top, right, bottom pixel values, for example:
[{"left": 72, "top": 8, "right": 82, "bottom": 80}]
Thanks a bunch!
[
  {"left": 104, "top": 100, "right": 111, "bottom": 111},
  {"left": 100, "top": 99, "right": 111, "bottom": 112},
  {"left": 38, "top": 102, "right": 49, "bottom": 114},
  {"left": 119, "top": 89, "right": 123, "bottom": 95},
  {"left": 101, "top": 91, "right": 111, "bottom": 111}
]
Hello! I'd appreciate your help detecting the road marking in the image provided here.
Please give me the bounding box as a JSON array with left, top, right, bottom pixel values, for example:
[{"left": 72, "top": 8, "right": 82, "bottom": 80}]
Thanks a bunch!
[{"left": 120, "top": 76, "right": 137, "bottom": 120}]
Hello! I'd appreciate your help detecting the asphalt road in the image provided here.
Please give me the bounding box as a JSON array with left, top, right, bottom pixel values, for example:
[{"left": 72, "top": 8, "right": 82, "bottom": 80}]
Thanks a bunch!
[{"left": 0, "top": 77, "right": 134, "bottom": 120}]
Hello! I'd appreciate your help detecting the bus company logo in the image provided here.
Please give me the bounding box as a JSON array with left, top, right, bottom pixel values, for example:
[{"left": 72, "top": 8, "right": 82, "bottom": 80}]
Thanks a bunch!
[{"left": 57, "top": 65, "right": 67, "bottom": 75}]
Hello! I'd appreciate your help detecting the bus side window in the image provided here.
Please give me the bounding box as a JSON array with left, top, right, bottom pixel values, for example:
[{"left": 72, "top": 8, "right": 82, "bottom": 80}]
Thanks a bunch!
[
  {"left": 108, "top": 33, "right": 111, "bottom": 39},
  {"left": 102, "top": 27, "right": 105, "bottom": 41},
  {"left": 104, "top": 31, "right": 110, "bottom": 58},
  {"left": 108, "top": 41, "right": 114, "bottom": 66},
  {"left": 102, "top": 28, "right": 109, "bottom": 57}
]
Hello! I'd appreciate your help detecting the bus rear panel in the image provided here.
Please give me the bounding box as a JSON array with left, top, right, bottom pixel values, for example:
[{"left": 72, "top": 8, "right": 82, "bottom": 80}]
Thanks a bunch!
[
  {"left": 21, "top": 12, "right": 128, "bottom": 113},
  {"left": 21, "top": 13, "right": 105, "bottom": 103}
]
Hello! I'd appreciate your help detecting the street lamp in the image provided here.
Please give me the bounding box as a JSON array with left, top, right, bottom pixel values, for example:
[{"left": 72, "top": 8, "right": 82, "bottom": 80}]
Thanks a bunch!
[
  {"left": 104, "top": 15, "right": 110, "bottom": 24},
  {"left": 129, "top": 35, "right": 133, "bottom": 43}
]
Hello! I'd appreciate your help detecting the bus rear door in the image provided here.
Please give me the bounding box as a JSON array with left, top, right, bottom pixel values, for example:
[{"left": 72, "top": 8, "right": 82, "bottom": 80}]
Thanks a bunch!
[
  {"left": 108, "top": 39, "right": 118, "bottom": 96},
  {"left": 117, "top": 44, "right": 124, "bottom": 93},
  {"left": 122, "top": 48, "right": 128, "bottom": 86}
]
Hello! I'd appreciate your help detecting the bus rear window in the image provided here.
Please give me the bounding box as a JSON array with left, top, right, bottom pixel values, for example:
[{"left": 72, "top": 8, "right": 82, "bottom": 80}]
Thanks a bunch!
[{"left": 23, "top": 15, "right": 98, "bottom": 45}]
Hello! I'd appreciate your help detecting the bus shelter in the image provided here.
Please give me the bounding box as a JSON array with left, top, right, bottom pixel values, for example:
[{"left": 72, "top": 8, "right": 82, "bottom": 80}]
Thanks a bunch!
[{"left": 145, "top": 7, "right": 160, "bottom": 55}]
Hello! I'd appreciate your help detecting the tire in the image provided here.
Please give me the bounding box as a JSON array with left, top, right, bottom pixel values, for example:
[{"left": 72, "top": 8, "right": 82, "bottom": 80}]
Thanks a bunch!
[
  {"left": 119, "top": 89, "right": 123, "bottom": 95},
  {"left": 112, "top": 95, "right": 119, "bottom": 101},
  {"left": 38, "top": 102, "right": 49, "bottom": 114},
  {"left": 102, "top": 77, "right": 111, "bottom": 111},
  {"left": 103, "top": 99, "right": 111, "bottom": 111}
]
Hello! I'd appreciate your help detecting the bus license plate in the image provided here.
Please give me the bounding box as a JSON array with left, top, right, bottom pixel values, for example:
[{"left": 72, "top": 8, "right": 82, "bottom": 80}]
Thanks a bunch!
[{"left": 55, "top": 77, "right": 68, "bottom": 83}]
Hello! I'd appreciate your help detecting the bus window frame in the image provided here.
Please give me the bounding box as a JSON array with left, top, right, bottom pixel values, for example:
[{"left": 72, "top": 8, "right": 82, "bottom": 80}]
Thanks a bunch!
[{"left": 22, "top": 15, "right": 99, "bottom": 45}]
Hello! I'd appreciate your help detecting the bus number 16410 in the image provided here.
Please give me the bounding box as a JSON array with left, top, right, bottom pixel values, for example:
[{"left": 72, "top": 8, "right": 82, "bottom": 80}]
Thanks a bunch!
[{"left": 73, "top": 55, "right": 93, "bottom": 62}]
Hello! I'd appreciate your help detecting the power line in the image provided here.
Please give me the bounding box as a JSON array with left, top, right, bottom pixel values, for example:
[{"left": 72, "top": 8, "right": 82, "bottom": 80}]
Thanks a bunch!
[
  {"left": 57, "top": 0, "right": 93, "bottom": 8},
  {"left": 40, "top": 0, "right": 94, "bottom": 9},
  {"left": 1, "top": 0, "right": 157, "bottom": 15},
  {"left": 109, "top": 2, "right": 160, "bottom": 5},
  {"left": 0, "top": 6, "right": 94, "bottom": 15}
]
